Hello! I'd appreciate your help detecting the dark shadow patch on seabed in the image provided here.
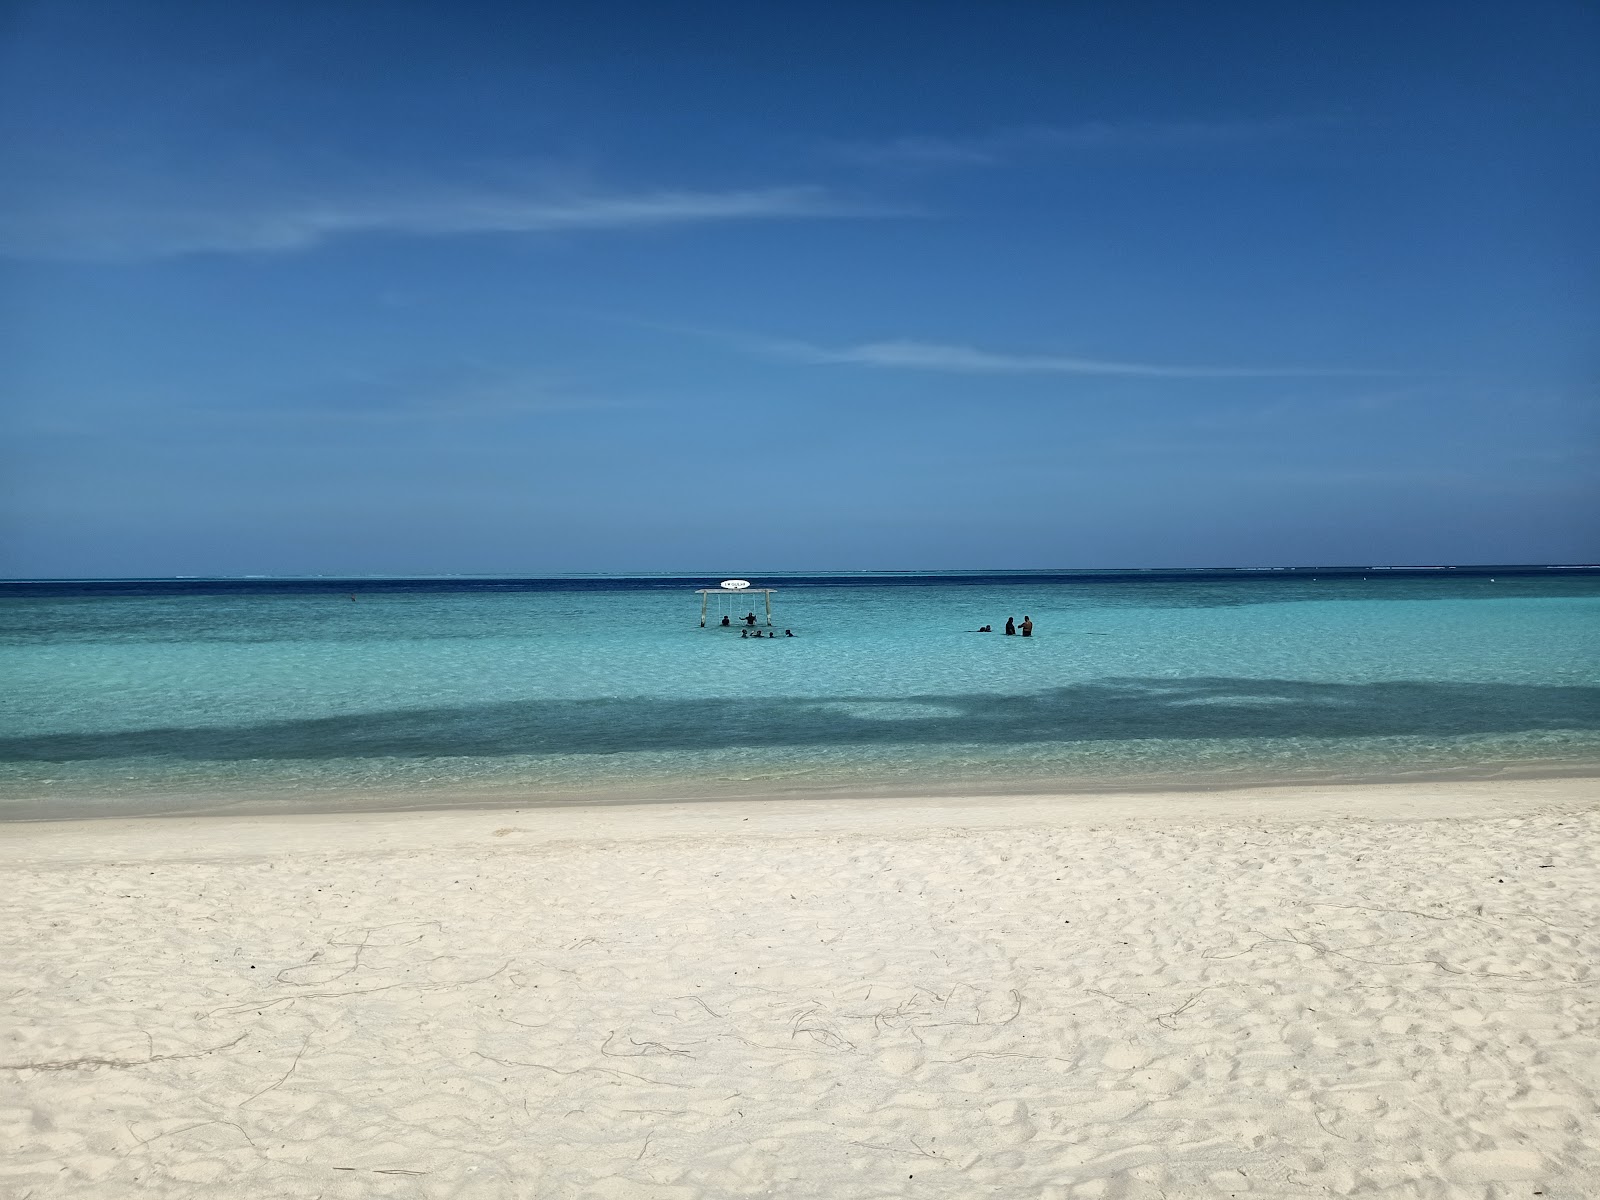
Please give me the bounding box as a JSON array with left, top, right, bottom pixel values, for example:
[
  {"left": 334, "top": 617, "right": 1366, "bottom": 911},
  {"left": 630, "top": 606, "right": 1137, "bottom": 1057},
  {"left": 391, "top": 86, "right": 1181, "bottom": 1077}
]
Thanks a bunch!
[{"left": 4, "top": 677, "right": 1599, "bottom": 764}]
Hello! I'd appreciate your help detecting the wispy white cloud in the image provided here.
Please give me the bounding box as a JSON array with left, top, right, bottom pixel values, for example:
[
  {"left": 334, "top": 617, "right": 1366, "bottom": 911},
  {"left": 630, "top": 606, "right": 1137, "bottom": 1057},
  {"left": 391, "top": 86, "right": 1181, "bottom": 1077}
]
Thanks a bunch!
[
  {"left": 0, "top": 182, "right": 870, "bottom": 261},
  {"left": 760, "top": 336, "right": 1385, "bottom": 379},
  {"left": 830, "top": 116, "right": 1319, "bottom": 169}
]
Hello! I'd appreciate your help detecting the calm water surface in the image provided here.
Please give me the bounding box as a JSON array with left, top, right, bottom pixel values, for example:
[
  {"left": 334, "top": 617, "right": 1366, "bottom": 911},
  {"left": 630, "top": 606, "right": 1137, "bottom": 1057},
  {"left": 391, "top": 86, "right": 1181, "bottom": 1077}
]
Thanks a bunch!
[{"left": 3, "top": 570, "right": 1597, "bottom": 817}]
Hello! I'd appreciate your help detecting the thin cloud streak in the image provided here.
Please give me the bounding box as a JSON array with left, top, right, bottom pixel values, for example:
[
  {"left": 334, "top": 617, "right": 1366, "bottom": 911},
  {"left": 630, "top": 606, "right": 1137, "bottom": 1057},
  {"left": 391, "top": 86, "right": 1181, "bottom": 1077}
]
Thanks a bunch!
[
  {"left": 767, "top": 337, "right": 1390, "bottom": 379},
  {"left": 831, "top": 116, "right": 1321, "bottom": 169},
  {"left": 0, "top": 184, "right": 871, "bottom": 260}
]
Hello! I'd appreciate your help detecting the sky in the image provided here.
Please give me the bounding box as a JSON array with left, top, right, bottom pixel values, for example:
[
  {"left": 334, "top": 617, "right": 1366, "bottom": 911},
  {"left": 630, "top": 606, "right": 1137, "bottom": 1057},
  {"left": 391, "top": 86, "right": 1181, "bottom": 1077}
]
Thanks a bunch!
[{"left": 1, "top": 1, "right": 1596, "bottom": 576}]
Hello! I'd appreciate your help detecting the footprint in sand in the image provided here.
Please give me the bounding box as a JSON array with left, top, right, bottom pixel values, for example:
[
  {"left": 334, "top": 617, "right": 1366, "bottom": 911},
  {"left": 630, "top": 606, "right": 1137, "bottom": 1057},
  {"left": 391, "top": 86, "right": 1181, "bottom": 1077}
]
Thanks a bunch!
[
  {"left": 1444, "top": 1148, "right": 1545, "bottom": 1182},
  {"left": 1101, "top": 1042, "right": 1153, "bottom": 1070},
  {"left": 985, "top": 1099, "right": 1037, "bottom": 1146},
  {"left": 773, "top": 1058, "right": 825, "bottom": 1082},
  {"left": 877, "top": 1046, "right": 924, "bottom": 1076}
]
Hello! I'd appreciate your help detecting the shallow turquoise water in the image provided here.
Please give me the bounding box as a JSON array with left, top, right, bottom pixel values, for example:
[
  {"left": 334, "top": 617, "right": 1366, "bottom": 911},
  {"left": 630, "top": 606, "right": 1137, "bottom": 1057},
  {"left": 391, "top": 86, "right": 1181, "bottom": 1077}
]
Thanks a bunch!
[{"left": 2, "top": 573, "right": 1597, "bottom": 816}]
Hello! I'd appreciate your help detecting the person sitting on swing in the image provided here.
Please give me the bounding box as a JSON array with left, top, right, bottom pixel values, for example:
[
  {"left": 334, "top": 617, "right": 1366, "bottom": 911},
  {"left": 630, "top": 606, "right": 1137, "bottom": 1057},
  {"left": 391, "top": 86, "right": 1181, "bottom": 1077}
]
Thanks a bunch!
[
  {"left": 745, "top": 612, "right": 757, "bottom": 626},
  {"left": 721, "top": 614, "right": 730, "bottom": 626}
]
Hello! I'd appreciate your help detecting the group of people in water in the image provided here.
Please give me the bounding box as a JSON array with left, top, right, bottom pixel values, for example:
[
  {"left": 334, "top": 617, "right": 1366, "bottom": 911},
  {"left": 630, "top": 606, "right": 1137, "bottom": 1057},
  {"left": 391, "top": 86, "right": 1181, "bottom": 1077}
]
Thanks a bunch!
[
  {"left": 973, "top": 615, "right": 1034, "bottom": 637},
  {"left": 722, "top": 612, "right": 794, "bottom": 638},
  {"left": 718, "top": 609, "right": 1031, "bottom": 638}
]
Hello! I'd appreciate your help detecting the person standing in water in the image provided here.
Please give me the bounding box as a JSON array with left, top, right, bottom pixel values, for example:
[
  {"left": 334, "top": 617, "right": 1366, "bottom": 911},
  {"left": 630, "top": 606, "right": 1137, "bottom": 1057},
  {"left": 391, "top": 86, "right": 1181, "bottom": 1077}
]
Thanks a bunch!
[
  {"left": 1021, "top": 615, "right": 1033, "bottom": 637},
  {"left": 1004, "top": 617, "right": 1016, "bottom": 636}
]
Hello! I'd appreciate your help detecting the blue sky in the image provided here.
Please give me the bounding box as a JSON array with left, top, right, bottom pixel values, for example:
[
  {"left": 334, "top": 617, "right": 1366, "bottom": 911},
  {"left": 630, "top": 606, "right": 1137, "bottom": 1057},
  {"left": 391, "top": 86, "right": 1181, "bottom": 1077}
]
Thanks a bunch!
[{"left": 2, "top": 1, "right": 1596, "bottom": 575}]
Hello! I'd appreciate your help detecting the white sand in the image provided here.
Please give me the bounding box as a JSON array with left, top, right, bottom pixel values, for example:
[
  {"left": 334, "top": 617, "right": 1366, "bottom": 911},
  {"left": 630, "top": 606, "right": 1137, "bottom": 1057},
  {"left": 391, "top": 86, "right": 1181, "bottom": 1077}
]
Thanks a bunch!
[{"left": 3, "top": 778, "right": 1597, "bottom": 1199}]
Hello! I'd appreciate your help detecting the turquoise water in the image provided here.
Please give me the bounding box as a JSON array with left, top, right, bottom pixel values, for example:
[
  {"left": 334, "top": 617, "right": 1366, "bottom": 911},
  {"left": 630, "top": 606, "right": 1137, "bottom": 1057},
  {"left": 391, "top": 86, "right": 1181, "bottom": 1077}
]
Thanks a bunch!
[{"left": 2, "top": 572, "right": 1598, "bottom": 817}]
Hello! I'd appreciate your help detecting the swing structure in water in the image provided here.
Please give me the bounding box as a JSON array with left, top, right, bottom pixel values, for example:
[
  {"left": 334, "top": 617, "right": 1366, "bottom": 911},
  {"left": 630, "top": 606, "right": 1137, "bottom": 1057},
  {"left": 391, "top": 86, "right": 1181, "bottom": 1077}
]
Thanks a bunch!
[{"left": 697, "top": 579, "right": 776, "bottom": 628}]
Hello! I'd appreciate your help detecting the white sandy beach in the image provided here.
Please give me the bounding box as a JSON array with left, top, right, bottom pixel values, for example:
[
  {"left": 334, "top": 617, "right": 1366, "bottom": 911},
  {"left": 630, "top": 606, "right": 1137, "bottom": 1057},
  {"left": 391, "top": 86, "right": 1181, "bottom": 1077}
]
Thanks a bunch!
[{"left": 3, "top": 778, "right": 1597, "bottom": 1199}]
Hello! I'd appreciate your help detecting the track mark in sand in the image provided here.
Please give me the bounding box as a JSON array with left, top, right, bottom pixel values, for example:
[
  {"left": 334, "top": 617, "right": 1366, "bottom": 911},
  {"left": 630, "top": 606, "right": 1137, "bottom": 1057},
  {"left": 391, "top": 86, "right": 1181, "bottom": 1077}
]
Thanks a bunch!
[
  {"left": 1210, "top": 931, "right": 1575, "bottom": 984},
  {"left": 932, "top": 1050, "right": 1075, "bottom": 1068},
  {"left": 128, "top": 1118, "right": 257, "bottom": 1154},
  {"left": 1294, "top": 900, "right": 1467, "bottom": 924},
  {"left": 239, "top": 1033, "right": 312, "bottom": 1107},
  {"left": 207, "top": 961, "right": 511, "bottom": 1016},
  {"left": 497, "top": 1012, "right": 554, "bottom": 1031},
  {"left": 672, "top": 994, "right": 726, "bottom": 1018},
  {"left": 789, "top": 1002, "right": 856, "bottom": 1051},
  {"left": 849, "top": 1138, "right": 939, "bottom": 1159},
  {"left": 600, "top": 1030, "right": 697, "bottom": 1059},
  {"left": 272, "top": 919, "right": 437, "bottom": 986},
  {"left": 1, "top": 1031, "right": 250, "bottom": 1073},
  {"left": 1152, "top": 986, "right": 1214, "bottom": 1029},
  {"left": 1312, "top": 1110, "right": 1348, "bottom": 1140},
  {"left": 469, "top": 1049, "right": 692, "bottom": 1089}
]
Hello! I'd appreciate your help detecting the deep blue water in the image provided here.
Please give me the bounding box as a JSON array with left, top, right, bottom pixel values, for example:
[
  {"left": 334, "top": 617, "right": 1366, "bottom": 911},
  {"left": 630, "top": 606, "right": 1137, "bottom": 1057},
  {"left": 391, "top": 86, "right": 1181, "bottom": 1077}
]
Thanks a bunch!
[{"left": 3, "top": 568, "right": 1597, "bottom": 817}]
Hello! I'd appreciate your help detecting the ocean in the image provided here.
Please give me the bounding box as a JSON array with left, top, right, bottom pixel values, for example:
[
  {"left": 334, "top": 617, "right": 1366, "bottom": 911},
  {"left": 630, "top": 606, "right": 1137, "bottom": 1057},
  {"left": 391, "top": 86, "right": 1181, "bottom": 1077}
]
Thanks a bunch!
[{"left": 2, "top": 568, "right": 1598, "bottom": 818}]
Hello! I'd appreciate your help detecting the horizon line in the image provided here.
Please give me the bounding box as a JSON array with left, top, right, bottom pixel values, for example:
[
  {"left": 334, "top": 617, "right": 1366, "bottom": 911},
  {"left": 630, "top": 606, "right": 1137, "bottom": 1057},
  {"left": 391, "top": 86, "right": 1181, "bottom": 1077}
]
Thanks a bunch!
[{"left": 3, "top": 563, "right": 1595, "bottom": 585}]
